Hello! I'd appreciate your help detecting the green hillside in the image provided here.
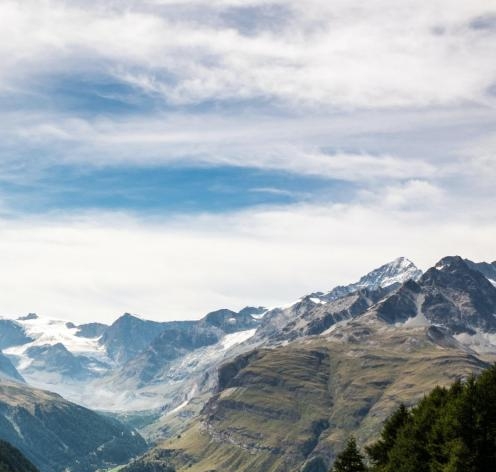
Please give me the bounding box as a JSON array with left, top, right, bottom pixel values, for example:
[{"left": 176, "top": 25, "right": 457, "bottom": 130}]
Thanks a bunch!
[{"left": 127, "top": 318, "right": 489, "bottom": 472}]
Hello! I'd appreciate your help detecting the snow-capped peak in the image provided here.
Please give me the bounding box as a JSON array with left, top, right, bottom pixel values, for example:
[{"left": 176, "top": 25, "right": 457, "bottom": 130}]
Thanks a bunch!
[
  {"left": 355, "top": 257, "right": 422, "bottom": 290},
  {"left": 308, "top": 257, "right": 422, "bottom": 304},
  {"left": 2, "top": 313, "right": 110, "bottom": 374}
]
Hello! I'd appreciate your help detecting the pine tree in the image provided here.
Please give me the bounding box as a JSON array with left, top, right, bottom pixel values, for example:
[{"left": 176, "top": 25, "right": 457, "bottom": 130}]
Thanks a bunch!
[
  {"left": 365, "top": 364, "right": 496, "bottom": 472},
  {"left": 331, "top": 436, "right": 368, "bottom": 472},
  {"left": 366, "top": 403, "right": 410, "bottom": 468}
]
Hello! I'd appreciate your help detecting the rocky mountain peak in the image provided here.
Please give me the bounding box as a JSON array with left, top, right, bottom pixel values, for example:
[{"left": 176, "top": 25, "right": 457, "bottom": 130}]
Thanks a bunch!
[
  {"left": 433, "top": 255, "right": 466, "bottom": 271},
  {"left": 422, "top": 256, "right": 491, "bottom": 292},
  {"left": 464, "top": 259, "right": 496, "bottom": 286},
  {"left": 378, "top": 256, "right": 496, "bottom": 335},
  {"left": 355, "top": 256, "right": 422, "bottom": 290},
  {"left": 310, "top": 256, "right": 422, "bottom": 304}
]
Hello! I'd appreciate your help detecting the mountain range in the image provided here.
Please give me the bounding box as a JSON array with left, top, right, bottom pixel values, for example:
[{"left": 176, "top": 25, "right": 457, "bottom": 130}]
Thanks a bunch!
[{"left": 0, "top": 255, "right": 495, "bottom": 471}]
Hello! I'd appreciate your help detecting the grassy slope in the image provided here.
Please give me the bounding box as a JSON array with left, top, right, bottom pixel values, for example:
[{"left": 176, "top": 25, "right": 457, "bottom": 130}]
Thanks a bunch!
[{"left": 150, "top": 318, "right": 489, "bottom": 472}]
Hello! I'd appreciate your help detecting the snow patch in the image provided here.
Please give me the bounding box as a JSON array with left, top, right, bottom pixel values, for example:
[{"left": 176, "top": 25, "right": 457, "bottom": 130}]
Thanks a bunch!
[
  {"left": 221, "top": 329, "right": 256, "bottom": 350},
  {"left": 309, "top": 297, "right": 325, "bottom": 305},
  {"left": 166, "top": 400, "right": 189, "bottom": 416}
]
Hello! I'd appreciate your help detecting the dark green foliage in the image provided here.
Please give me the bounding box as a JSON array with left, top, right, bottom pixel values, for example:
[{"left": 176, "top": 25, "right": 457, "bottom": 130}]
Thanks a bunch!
[
  {"left": 331, "top": 436, "right": 367, "bottom": 472},
  {"left": 0, "top": 439, "right": 39, "bottom": 472},
  {"left": 367, "top": 364, "right": 496, "bottom": 472},
  {"left": 365, "top": 403, "right": 410, "bottom": 466}
]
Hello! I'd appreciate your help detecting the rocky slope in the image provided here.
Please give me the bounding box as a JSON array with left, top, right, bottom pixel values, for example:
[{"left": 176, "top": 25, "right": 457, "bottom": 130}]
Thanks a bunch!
[
  {"left": 376, "top": 256, "right": 496, "bottom": 335},
  {"left": 465, "top": 259, "right": 496, "bottom": 286}
]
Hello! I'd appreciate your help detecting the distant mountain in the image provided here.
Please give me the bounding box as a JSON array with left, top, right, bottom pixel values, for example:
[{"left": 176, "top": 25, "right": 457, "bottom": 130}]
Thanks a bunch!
[
  {"left": 309, "top": 256, "right": 422, "bottom": 303},
  {"left": 0, "top": 320, "right": 33, "bottom": 350},
  {"left": 0, "top": 354, "right": 23, "bottom": 384},
  {"left": 100, "top": 308, "right": 265, "bottom": 365},
  {"left": 0, "top": 439, "right": 39, "bottom": 472},
  {"left": 99, "top": 314, "right": 194, "bottom": 364},
  {"left": 117, "top": 325, "right": 223, "bottom": 387},
  {"left": 4, "top": 253, "right": 496, "bottom": 472},
  {"left": 256, "top": 257, "right": 421, "bottom": 342},
  {"left": 97, "top": 307, "right": 266, "bottom": 407},
  {"left": 3, "top": 316, "right": 113, "bottom": 393},
  {"left": 75, "top": 322, "right": 108, "bottom": 339},
  {"left": 201, "top": 307, "right": 265, "bottom": 333},
  {"left": 23, "top": 343, "right": 109, "bottom": 380},
  {"left": 0, "top": 306, "right": 265, "bottom": 412},
  {"left": 0, "top": 379, "right": 147, "bottom": 472},
  {"left": 377, "top": 256, "right": 496, "bottom": 334}
]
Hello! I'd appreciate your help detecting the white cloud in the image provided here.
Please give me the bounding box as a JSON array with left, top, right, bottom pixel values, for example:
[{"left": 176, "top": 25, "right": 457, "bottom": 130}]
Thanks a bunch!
[
  {"left": 1, "top": 0, "right": 496, "bottom": 108},
  {"left": 361, "top": 180, "right": 445, "bottom": 211},
  {"left": 0, "top": 109, "right": 449, "bottom": 181},
  {"left": 0, "top": 197, "right": 493, "bottom": 323}
]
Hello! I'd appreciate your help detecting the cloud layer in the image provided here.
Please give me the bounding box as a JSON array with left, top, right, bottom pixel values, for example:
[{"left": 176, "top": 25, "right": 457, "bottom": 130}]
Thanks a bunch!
[
  {"left": 0, "top": 198, "right": 494, "bottom": 323},
  {"left": 2, "top": 0, "right": 496, "bottom": 108},
  {"left": 0, "top": 0, "right": 495, "bottom": 321}
]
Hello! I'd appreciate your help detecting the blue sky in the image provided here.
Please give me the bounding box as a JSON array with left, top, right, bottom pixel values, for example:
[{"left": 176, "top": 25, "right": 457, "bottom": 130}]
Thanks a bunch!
[{"left": 0, "top": 0, "right": 495, "bottom": 322}]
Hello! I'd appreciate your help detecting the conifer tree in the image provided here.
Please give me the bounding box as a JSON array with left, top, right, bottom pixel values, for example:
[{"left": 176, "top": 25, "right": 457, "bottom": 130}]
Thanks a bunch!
[{"left": 331, "top": 436, "right": 368, "bottom": 472}]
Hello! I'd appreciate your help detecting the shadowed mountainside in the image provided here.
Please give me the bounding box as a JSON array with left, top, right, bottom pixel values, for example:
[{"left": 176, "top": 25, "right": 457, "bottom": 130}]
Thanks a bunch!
[{"left": 0, "top": 379, "right": 147, "bottom": 472}]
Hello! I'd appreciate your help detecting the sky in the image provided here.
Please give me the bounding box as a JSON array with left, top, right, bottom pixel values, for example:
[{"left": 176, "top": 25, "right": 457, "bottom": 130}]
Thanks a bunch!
[{"left": 0, "top": 0, "right": 495, "bottom": 323}]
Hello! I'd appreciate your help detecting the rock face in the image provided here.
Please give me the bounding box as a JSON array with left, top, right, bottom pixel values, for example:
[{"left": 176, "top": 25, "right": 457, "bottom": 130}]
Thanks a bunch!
[
  {"left": 465, "top": 259, "right": 496, "bottom": 286},
  {"left": 101, "top": 308, "right": 266, "bottom": 366},
  {"left": 377, "top": 256, "right": 496, "bottom": 333},
  {"left": 0, "top": 379, "right": 147, "bottom": 472},
  {"left": 23, "top": 343, "right": 108, "bottom": 380},
  {"left": 263, "top": 286, "right": 393, "bottom": 342}
]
